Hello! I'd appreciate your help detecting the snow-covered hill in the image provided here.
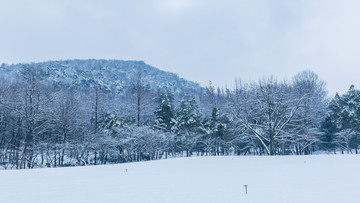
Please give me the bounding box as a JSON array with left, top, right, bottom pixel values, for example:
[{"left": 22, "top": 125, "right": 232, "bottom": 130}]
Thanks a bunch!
[
  {"left": 0, "top": 155, "right": 359, "bottom": 203},
  {"left": 0, "top": 59, "right": 202, "bottom": 94}
]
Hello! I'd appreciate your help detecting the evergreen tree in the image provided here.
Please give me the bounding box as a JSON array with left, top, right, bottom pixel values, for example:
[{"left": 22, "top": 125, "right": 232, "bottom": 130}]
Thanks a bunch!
[
  {"left": 172, "top": 94, "right": 203, "bottom": 156},
  {"left": 324, "top": 85, "right": 360, "bottom": 153},
  {"left": 203, "top": 107, "right": 227, "bottom": 155},
  {"left": 153, "top": 89, "right": 175, "bottom": 132},
  {"left": 172, "top": 94, "right": 202, "bottom": 134},
  {"left": 320, "top": 115, "right": 338, "bottom": 152}
]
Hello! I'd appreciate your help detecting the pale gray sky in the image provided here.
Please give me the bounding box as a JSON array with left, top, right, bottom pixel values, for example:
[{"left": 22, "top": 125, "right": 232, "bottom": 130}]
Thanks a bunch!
[{"left": 1, "top": 0, "right": 360, "bottom": 95}]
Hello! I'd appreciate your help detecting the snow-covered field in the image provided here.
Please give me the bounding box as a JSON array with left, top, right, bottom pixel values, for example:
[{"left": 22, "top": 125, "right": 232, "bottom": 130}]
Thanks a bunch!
[{"left": 1, "top": 155, "right": 359, "bottom": 203}]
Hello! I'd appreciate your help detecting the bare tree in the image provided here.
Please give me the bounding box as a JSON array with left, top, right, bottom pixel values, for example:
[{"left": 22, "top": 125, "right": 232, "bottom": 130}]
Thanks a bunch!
[
  {"left": 18, "top": 66, "right": 51, "bottom": 169},
  {"left": 129, "top": 68, "right": 153, "bottom": 126},
  {"left": 291, "top": 70, "right": 328, "bottom": 154},
  {"left": 229, "top": 77, "right": 304, "bottom": 155}
]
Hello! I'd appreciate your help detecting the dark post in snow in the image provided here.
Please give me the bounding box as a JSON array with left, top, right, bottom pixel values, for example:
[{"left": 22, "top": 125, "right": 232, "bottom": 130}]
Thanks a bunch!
[{"left": 243, "top": 185, "right": 248, "bottom": 194}]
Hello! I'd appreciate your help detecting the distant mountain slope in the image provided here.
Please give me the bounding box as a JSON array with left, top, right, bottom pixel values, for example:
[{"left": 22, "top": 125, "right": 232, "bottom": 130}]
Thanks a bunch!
[{"left": 0, "top": 59, "right": 202, "bottom": 94}]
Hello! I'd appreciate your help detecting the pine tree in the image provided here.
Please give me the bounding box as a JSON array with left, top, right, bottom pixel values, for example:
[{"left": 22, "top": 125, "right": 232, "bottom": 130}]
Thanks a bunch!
[
  {"left": 153, "top": 89, "right": 175, "bottom": 132},
  {"left": 203, "top": 107, "right": 227, "bottom": 155},
  {"left": 172, "top": 94, "right": 202, "bottom": 156},
  {"left": 172, "top": 94, "right": 201, "bottom": 134},
  {"left": 325, "top": 85, "right": 360, "bottom": 153}
]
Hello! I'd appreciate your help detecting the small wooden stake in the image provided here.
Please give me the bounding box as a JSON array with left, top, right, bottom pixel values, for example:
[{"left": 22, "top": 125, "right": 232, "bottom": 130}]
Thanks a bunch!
[{"left": 243, "top": 185, "right": 248, "bottom": 194}]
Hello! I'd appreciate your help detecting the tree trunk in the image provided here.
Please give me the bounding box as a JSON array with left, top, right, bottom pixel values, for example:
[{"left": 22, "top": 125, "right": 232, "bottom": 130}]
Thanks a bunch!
[
  {"left": 94, "top": 86, "right": 99, "bottom": 133},
  {"left": 137, "top": 91, "right": 140, "bottom": 127},
  {"left": 20, "top": 142, "right": 29, "bottom": 169},
  {"left": 269, "top": 131, "right": 274, "bottom": 155},
  {"left": 94, "top": 151, "right": 97, "bottom": 165}
]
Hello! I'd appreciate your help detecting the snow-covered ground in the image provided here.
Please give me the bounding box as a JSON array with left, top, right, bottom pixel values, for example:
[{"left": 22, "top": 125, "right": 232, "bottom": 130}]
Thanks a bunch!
[{"left": 1, "top": 154, "right": 359, "bottom": 203}]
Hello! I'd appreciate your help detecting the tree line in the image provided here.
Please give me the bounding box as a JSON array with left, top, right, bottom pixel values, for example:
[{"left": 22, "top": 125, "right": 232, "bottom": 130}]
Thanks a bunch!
[{"left": 0, "top": 66, "right": 357, "bottom": 169}]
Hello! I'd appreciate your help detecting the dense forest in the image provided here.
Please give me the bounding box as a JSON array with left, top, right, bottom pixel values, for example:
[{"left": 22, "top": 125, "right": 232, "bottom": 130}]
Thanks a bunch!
[{"left": 0, "top": 60, "right": 358, "bottom": 169}]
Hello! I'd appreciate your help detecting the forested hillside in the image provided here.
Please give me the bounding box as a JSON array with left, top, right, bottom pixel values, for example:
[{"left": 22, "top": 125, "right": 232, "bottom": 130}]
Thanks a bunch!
[
  {"left": 0, "top": 60, "right": 358, "bottom": 169},
  {"left": 0, "top": 59, "right": 201, "bottom": 94}
]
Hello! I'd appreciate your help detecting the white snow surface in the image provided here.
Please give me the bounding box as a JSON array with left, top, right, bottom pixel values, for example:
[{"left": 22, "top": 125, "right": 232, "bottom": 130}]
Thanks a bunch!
[{"left": 1, "top": 155, "right": 359, "bottom": 203}]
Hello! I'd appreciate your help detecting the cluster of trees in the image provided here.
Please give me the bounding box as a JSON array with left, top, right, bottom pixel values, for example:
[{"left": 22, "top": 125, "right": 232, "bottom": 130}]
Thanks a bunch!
[
  {"left": 0, "top": 65, "right": 358, "bottom": 169},
  {"left": 322, "top": 85, "right": 360, "bottom": 153}
]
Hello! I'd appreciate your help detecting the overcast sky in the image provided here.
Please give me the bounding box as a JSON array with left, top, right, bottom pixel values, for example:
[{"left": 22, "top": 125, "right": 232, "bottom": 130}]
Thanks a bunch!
[{"left": 1, "top": 0, "right": 360, "bottom": 95}]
